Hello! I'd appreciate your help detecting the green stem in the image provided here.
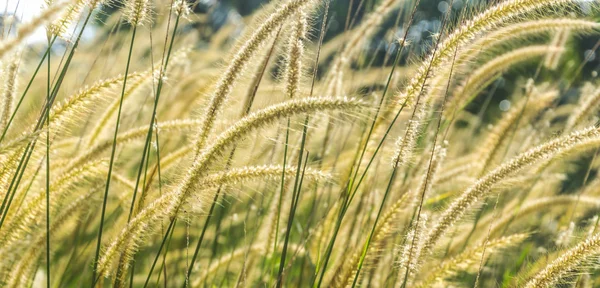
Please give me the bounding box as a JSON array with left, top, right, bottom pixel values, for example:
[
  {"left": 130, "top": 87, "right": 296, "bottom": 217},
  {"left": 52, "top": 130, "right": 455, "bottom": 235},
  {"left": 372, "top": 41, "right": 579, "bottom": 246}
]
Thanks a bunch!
[
  {"left": 143, "top": 218, "right": 176, "bottom": 288},
  {"left": 182, "top": 26, "right": 281, "bottom": 286},
  {"left": 155, "top": 219, "right": 175, "bottom": 288},
  {"left": 91, "top": 25, "right": 138, "bottom": 287},
  {"left": 351, "top": 166, "right": 398, "bottom": 287},
  {"left": 127, "top": 15, "right": 180, "bottom": 224},
  {"left": 183, "top": 181, "right": 222, "bottom": 287},
  {"left": 0, "top": 36, "right": 57, "bottom": 145},
  {"left": 312, "top": 44, "right": 406, "bottom": 288},
  {"left": 277, "top": 117, "right": 310, "bottom": 287},
  {"left": 45, "top": 35, "right": 51, "bottom": 288},
  {"left": 0, "top": 11, "right": 93, "bottom": 231},
  {"left": 274, "top": 118, "right": 291, "bottom": 262},
  {"left": 313, "top": 190, "right": 350, "bottom": 288},
  {"left": 117, "top": 14, "right": 180, "bottom": 285},
  {"left": 312, "top": 1, "right": 423, "bottom": 282}
]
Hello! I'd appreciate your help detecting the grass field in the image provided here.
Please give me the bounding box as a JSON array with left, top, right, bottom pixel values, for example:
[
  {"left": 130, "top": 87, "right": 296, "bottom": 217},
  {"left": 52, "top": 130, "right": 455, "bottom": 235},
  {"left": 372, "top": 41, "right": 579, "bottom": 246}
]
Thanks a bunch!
[{"left": 1, "top": 0, "right": 600, "bottom": 287}]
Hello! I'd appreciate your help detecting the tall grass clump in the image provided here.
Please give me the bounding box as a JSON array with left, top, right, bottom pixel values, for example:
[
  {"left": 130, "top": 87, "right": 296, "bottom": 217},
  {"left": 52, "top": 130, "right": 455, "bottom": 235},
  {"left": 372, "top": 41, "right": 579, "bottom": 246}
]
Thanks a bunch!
[{"left": 2, "top": 0, "right": 600, "bottom": 287}]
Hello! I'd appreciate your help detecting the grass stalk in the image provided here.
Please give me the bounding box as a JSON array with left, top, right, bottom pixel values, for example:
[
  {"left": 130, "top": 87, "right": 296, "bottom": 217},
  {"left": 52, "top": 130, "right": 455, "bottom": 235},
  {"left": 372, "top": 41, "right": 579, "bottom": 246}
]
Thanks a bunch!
[
  {"left": 0, "top": 11, "right": 93, "bottom": 231},
  {"left": 351, "top": 158, "right": 399, "bottom": 287},
  {"left": 91, "top": 25, "right": 138, "bottom": 287},
  {"left": 183, "top": 22, "right": 281, "bottom": 288},
  {"left": 45, "top": 35, "right": 51, "bottom": 288},
  {"left": 0, "top": 36, "right": 57, "bottom": 145},
  {"left": 277, "top": 127, "right": 310, "bottom": 287},
  {"left": 312, "top": 1, "right": 420, "bottom": 282}
]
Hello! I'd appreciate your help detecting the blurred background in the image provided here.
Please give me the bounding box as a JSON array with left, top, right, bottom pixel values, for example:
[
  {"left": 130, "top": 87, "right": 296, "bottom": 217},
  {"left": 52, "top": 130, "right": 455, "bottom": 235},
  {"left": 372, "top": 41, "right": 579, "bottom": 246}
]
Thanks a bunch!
[{"left": 1, "top": 0, "right": 599, "bottom": 123}]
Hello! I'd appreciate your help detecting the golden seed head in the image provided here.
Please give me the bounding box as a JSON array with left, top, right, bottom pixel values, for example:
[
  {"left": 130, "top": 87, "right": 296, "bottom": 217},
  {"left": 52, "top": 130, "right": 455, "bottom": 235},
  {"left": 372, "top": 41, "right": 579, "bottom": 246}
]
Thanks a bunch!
[{"left": 123, "top": 0, "right": 152, "bottom": 26}]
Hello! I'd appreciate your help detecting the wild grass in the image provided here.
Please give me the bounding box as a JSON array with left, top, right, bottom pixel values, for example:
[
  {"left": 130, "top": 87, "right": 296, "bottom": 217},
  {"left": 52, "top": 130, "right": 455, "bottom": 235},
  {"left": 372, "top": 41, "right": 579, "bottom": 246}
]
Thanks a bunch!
[{"left": 1, "top": 0, "right": 600, "bottom": 287}]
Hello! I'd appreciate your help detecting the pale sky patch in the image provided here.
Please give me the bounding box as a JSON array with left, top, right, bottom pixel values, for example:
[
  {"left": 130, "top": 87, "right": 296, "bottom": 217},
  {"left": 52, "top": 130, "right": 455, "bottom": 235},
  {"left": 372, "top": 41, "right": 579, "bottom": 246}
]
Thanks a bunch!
[{"left": 0, "top": 0, "right": 48, "bottom": 42}]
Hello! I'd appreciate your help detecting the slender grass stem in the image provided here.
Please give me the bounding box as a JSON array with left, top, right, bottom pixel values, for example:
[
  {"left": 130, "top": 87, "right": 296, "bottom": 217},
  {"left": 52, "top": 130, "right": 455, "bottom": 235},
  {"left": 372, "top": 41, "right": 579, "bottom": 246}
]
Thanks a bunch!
[
  {"left": 312, "top": 24, "right": 412, "bottom": 288},
  {"left": 352, "top": 163, "right": 399, "bottom": 287},
  {"left": 0, "top": 36, "right": 57, "bottom": 146},
  {"left": 143, "top": 218, "right": 176, "bottom": 288},
  {"left": 183, "top": 26, "right": 284, "bottom": 288},
  {"left": 313, "top": 185, "right": 350, "bottom": 288},
  {"left": 144, "top": 19, "right": 282, "bottom": 288},
  {"left": 289, "top": 2, "right": 329, "bottom": 284},
  {"left": 114, "top": 12, "right": 180, "bottom": 285},
  {"left": 91, "top": 25, "right": 138, "bottom": 287},
  {"left": 127, "top": 14, "right": 180, "bottom": 224},
  {"left": 277, "top": 122, "right": 310, "bottom": 287},
  {"left": 347, "top": 0, "right": 420, "bottom": 205},
  {"left": 155, "top": 219, "right": 175, "bottom": 288},
  {"left": 0, "top": 11, "right": 93, "bottom": 231},
  {"left": 399, "top": 3, "right": 457, "bottom": 287},
  {"left": 45, "top": 34, "right": 51, "bottom": 288},
  {"left": 183, "top": 179, "right": 223, "bottom": 287},
  {"left": 274, "top": 118, "right": 291, "bottom": 264}
]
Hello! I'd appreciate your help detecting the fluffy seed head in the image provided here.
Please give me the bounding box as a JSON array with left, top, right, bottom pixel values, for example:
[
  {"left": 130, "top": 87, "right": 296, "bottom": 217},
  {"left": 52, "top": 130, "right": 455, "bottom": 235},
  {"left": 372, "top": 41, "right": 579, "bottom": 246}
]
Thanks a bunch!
[
  {"left": 422, "top": 126, "right": 600, "bottom": 258},
  {"left": 123, "top": 0, "right": 152, "bottom": 26}
]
